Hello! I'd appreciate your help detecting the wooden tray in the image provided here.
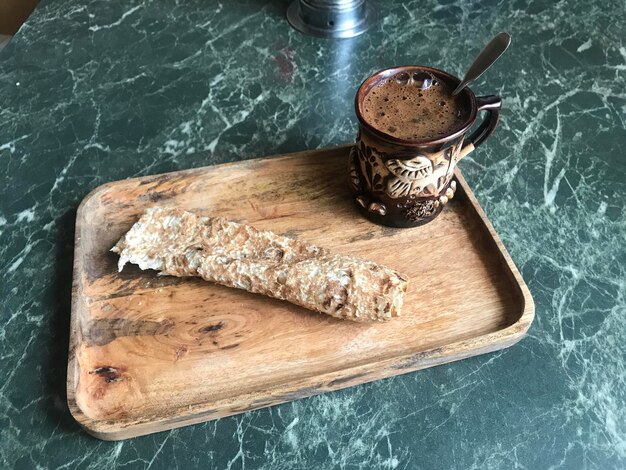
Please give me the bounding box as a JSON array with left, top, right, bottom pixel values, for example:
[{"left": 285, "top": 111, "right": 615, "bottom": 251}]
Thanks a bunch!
[{"left": 67, "top": 145, "right": 534, "bottom": 440}]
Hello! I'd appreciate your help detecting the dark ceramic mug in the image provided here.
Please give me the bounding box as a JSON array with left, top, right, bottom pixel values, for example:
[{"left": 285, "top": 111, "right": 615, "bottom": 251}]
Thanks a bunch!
[{"left": 348, "top": 65, "right": 501, "bottom": 227}]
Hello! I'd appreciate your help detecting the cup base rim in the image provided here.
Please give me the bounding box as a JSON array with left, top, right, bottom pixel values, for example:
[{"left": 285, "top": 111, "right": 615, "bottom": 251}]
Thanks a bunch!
[{"left": 355, "top": 203, "right": 444, "bottom": 228}]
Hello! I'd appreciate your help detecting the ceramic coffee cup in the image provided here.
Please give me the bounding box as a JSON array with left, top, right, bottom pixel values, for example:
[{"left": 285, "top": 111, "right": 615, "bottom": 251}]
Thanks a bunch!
[{"left": 348, "top": 65, "right": 501, "bottom": 227}]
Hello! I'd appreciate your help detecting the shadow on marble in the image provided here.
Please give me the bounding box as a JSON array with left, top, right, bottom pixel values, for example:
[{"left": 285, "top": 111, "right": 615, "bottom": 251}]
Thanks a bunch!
[
  {"left": 217, "top": 0, "right": 291, "bottom": 18},
  {"left": 45, "top": 209, "right": 82, "bottom": 434},
  {"left": 247, "top": 0, "right": 291, "bottom": 15}
]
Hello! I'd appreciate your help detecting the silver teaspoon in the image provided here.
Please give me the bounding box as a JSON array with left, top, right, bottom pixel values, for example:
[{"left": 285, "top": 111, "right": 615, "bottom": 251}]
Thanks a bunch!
[{"left": 452, "top": 32, "right": 511, "bottom": 96}]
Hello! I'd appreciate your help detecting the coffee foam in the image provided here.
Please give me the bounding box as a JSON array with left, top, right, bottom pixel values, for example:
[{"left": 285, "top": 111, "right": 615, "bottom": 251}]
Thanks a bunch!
[{"left": 361, "top": 70, "right": 471, "bottom": 141}]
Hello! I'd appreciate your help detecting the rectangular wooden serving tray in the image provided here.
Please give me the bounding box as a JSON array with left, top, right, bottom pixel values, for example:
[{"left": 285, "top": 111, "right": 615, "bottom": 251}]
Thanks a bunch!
[{"left": 67, "top": 145, "right": 534, "bottom": 440}]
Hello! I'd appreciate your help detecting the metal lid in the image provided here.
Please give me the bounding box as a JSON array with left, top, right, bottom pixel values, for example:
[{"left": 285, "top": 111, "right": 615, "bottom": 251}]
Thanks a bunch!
[{"left": 287, "top": 0, "right": 377, "bottom": 39}]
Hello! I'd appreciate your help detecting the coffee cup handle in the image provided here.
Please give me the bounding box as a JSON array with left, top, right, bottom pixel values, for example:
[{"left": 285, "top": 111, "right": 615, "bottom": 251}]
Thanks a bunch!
[{"left": 457, "top": 95, "right": 502, "bottom": 161}]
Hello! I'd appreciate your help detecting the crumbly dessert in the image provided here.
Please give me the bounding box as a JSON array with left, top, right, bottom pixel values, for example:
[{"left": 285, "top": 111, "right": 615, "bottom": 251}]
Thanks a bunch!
[{"left": 112, "top": 207, "right": 408, "bottom": 322}]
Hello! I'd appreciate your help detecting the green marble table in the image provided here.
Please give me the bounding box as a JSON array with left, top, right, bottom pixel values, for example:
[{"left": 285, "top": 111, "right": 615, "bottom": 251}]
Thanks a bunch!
[{"left": 1, "top": 0, "right": 625, "bottom": 468}]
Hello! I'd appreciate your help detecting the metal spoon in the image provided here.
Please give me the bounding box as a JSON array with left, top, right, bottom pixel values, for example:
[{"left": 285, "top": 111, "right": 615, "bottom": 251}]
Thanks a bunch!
[{"left": 452, "top": 32, "right": 511, "bottom": 96}]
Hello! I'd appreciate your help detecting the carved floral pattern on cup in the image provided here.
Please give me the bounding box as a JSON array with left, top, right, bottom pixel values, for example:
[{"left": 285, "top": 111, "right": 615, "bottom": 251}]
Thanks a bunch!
[
  {"left": 355, "top": 139, "right": 388, "bottom": 194},
  {"left": 348, "top": 146, "right": 361, "bottom": 192},
  {"left": 394, "top": 179, "right": 458, "bottom": 222},
  {"left": 385, "top": 155, "right": 450, "bottom": 198},
  {"left": 385, "top": 156, "right": 431, "bottom": 198},
  {"left": 350, "top": 137, "right": 465, "bottom": 222},
  {"left": 354, "top": 138, "right": 461, "bottom": 200},
  {"left": 402, "top": 199, "right": 437, "bottom": 222}
]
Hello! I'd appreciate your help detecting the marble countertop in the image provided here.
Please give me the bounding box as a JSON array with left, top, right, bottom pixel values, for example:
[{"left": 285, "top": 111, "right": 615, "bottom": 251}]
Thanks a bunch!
[{"left": 1, "top": 0, "right": 625, "bottom": 468}]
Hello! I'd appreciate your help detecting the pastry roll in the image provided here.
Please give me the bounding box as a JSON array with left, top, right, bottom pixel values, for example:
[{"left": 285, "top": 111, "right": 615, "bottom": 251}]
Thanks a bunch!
[{"left": 112, "top": 208, "right": 408, "bottom": 322}]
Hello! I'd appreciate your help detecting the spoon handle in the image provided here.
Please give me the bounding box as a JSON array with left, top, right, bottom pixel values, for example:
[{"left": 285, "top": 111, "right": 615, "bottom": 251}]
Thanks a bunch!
[{"left": 452, "top": 32, "right": 511, "bottom": 96}]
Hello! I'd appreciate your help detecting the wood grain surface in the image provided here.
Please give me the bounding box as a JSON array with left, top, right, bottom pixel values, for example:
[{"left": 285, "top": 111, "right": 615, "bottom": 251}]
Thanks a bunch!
[{"left": 67, "top": 145, "right": 534, "bottom": 440}]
